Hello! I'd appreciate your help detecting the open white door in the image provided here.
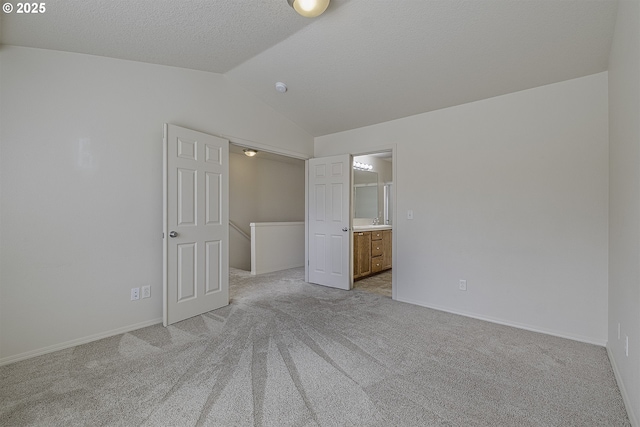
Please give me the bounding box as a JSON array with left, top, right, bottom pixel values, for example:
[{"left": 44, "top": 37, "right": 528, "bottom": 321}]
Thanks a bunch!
[
  {"left": 163, "top": 124, "right": 229, "bottom": 326},
  {"left": 308, "top": 154, "right": 352, "bottom": 290}
]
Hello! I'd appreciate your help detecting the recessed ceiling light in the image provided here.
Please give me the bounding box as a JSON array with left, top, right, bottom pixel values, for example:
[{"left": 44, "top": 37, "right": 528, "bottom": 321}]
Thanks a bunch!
[
  {"left": 275, "top": 82, "right": 288, "bottom": 93},
  {"left": 243, "top": 149, "right": 258, "bottom": 157}
]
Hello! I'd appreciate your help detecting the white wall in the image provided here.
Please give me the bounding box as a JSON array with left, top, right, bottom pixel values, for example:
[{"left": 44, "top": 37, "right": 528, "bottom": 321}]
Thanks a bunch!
[
  {"left": 0, "top": 46, "right": 313, "bottom": 363},
  {"left": 607, "top": 0, "right": 640, "bottom": 424},
  {"left": 317, "top": 73, "right": 609, "bottom": 345},
  {"left": 250, "top": 222, "right": 305, "bottom": 275},
  {"left": 229, "top": 152, "right": 305, "bottom": 270}
]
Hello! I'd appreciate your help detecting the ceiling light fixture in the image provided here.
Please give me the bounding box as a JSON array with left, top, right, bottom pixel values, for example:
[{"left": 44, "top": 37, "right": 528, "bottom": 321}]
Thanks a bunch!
[
  {"left": 243, "top": 149, "right": 258, "bottom": 157},
  {"left": 275, "top": 82, "right": 288, "bottom": 93},
  {"left": 287, "top": 0, "right": 330, "bottom": 18},
  {"left": 353, "top": 162, "right": 373, "bottom": 171}
]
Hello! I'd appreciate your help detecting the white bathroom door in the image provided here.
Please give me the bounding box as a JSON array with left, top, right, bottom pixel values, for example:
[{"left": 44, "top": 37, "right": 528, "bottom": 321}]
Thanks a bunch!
[
  {"left": 163, "top": 124, "right": 229, "bottom": 326},
  {"left": 308, "top": 154, "right": 352, "bottom": 290}
]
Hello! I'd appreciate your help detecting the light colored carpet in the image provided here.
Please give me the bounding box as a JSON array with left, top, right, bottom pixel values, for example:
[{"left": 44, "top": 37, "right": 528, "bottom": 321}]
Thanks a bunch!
[
  {"left": 353, "top": 270, "right": 392, "bottom": 298},
  {"left": 0, "top": 267, "right": 630, "bottom": 426}
]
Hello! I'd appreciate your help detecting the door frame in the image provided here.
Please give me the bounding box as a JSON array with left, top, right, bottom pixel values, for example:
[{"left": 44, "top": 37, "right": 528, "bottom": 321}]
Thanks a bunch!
[
  {"left": 306, "top": 144, "right": 397, "bottom": 299},
  {"left": 208, "top": 138, "right": 398, "bottom": 299},
  {"left": 226, "top": 139, "right": 310, "bottom": 277}
]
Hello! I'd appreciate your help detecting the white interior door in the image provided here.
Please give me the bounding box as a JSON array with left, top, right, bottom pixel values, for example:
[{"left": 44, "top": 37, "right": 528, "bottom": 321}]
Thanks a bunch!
[
  {"left": 308, "top": 154, "right": 352, "bottom": 290},
  {"left": 163, "top": 124, "right": 229, "bottom": 326}
]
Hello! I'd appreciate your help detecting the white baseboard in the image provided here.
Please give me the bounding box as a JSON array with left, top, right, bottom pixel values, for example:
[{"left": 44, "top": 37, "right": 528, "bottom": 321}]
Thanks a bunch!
[
  {"left": 394, "top": 297, "right": 607, "bottom": 346},
  {"left": 0, "top": 318, "right": 163, "bottom": 367},
  {"left": 607, "top": 345, "right": 639, "bottom": 427}
]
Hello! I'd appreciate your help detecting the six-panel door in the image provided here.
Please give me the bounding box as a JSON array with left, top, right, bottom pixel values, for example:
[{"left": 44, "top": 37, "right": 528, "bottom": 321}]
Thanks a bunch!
[
  {"left": 308, "top": 154, "right": 352, "bottom": 290},
  {"left": 164, "top": 124, "right": 229, "bottom": 326}
]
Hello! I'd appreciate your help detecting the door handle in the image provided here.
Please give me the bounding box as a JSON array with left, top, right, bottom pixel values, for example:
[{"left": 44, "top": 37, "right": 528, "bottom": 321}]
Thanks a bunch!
[
  {"left": 342, "top": 227, "right": 349, "bottom": 232},
  {"left": 169, "top": 231, "right": 178, "bottom": 238}
]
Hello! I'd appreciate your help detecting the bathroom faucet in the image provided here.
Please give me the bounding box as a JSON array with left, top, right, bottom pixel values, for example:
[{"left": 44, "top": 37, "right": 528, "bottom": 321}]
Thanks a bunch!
[{"left": 373, "top": 217, "right": 379, "bottom": 225}]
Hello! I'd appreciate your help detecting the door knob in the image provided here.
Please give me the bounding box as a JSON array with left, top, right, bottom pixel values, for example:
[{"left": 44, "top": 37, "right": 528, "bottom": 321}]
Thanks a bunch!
[
  {"left": 169, "top": 231, "right": 178, "bottom": 238},
  {"left": 342, "top": 227, "right": 349, "bottom": 232}
]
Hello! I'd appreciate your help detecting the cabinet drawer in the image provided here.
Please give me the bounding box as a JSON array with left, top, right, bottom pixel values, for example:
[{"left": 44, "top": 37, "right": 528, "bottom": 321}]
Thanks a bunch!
[
  {"left": 371, "top": 242, "right": 383, "bottom": 257},
  {"left": 371, "top": 256, "right": 383, "bottom": 273},
  {"left": 371, "top": 231, "right": 383, "bottom": 241}
]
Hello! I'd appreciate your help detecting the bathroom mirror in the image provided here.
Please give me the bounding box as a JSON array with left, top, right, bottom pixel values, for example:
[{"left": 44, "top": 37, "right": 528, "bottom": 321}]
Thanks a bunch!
[{"left": 353, "top": 170, "right": 378, "bottom": 219}]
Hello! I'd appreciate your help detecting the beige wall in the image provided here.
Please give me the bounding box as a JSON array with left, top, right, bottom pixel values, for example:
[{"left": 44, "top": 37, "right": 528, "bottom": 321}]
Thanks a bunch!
[
  {"left": 229, "top": 152, "right": 305, "bottom": 270},
  {"left": 317, "top": 72, "right": 609, "bottom": 345},
  {"left": 607, "top": 0, "right": 640, "bottom": 424},
  {"left": 0, "top": 46, "right": 313, "bottom": 363}
]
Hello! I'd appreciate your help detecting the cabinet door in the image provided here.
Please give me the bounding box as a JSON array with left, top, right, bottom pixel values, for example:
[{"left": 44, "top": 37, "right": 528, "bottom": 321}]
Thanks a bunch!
[
  {"left": 382, "top": 230, "right": 392, "bottom": 270},
  {"left": 353, "top": 232, "right": 372, "bottom": 279}
]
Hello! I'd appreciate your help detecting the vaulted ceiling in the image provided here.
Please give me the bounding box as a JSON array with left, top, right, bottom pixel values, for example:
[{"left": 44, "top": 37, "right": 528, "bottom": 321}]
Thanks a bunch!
[{"left": 0, "top": 0, "right": 619, "bottom": 136}]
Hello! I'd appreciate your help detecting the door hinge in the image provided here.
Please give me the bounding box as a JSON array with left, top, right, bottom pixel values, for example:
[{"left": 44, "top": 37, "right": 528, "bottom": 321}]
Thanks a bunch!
[{"left": 162, "top": 232, "right": 165, "bottom": 239}]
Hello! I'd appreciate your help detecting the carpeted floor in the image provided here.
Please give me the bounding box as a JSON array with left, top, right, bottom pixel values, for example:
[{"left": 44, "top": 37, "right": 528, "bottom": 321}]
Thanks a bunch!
[{"left": 0, "top": 267, "right": 630, "bottom": 426}]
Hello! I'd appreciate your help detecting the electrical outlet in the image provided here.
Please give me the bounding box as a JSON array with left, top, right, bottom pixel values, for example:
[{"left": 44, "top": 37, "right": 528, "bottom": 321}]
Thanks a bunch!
[
  {"left": 131, "top": 287, "right": 140, "bottom": 301},
  {"left": 625, "top": 335, "right": 629, "bottom": 357},
  {"left": 459, "top": 279, "right": 467, "bottom": 291},
  {"left": 142, "top": 285, "right": 151, "bottom": 299}
]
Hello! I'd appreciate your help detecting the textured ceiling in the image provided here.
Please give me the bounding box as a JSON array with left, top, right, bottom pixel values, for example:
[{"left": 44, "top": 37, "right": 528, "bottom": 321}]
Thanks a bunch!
[
  {"left": 1, "top": 0, "right": 619, "bottom": 137},
  {"left": 0, "top": 0, "right": 325, "bottom": 73}
]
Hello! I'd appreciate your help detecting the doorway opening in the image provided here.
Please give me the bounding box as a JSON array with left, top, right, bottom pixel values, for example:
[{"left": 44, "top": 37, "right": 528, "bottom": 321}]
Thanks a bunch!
[
  {"left": 352, "top": 151, "right": 393, "bottom": 298},
  {"left": 228, "top": 143, "right": 306, "bottom": 276}
]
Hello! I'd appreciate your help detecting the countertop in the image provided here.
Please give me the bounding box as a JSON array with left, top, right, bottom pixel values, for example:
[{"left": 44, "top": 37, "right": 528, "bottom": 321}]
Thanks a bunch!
[{"left": 352, "top": 225, "right": 393, "bottom": 232}]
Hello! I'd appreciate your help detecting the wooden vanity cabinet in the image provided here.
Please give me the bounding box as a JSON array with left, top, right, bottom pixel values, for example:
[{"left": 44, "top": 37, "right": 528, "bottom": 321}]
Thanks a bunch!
[
  {"left": 353, "top": 232, "right": 372, "bottom": 279},
  {"left": 353, "top": 229, "right": 392, "bottom": 280},
  {"left": 382, "top": 230, "right": 392, "bottom": 270},
  {"left": 371, "top": 231, "right": 384, "bottom": 273}
]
